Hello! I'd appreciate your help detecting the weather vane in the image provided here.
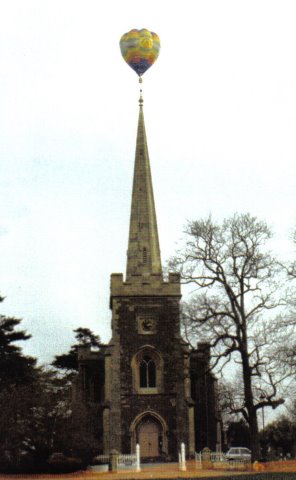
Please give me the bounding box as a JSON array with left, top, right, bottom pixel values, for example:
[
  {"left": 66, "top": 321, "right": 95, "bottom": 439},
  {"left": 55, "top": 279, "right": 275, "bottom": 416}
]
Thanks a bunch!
[{"left": 119, "top": 28, "right": 160, "bottom": 99}]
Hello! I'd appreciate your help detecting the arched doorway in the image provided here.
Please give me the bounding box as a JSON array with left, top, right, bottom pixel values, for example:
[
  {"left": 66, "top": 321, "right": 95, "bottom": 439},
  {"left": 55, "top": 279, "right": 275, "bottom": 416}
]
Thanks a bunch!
[
  {"left": 138, "top": 416, "right": 161, "bottom": 458},
  {"left": 130, "top": 412, "right": 168, "bottom": 460}
]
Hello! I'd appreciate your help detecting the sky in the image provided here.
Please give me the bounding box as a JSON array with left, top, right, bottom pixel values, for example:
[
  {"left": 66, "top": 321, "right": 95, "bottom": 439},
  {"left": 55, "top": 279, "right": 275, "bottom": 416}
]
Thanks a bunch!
[{"left": 0, "top": 0, "right": 296, "bottom": 368}]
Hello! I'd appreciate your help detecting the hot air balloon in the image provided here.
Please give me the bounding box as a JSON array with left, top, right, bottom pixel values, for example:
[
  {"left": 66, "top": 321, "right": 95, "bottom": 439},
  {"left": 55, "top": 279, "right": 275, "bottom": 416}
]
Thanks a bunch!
[{"left": 119, "top": 28, "right": 160, "bottom": 79}]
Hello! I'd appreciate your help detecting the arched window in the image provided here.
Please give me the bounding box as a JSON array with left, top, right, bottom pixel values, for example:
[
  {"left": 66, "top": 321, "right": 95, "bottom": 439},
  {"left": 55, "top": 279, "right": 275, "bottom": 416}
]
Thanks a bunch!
[
  {"left": 131, "top": 347, "right": 163, "bottom": 394},
  {"left": 140, "top": 356, "right": 156, "bottom": 388}
]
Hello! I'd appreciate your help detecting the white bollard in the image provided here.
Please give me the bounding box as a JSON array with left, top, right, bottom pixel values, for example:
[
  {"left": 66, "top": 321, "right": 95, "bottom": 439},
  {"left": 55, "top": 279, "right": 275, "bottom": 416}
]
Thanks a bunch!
[
  {"left": 180, "top": 442, "right": 186, "bottom": 471},
  {"left": 136, "top": 443, "right": 141, "bottom": 472}
]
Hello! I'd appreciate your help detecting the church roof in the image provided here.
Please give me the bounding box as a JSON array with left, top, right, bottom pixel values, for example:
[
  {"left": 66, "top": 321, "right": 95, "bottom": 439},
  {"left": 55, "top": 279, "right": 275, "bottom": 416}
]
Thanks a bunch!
[{"left": 126, "top": 93, "right": 162, "bottom": 281}]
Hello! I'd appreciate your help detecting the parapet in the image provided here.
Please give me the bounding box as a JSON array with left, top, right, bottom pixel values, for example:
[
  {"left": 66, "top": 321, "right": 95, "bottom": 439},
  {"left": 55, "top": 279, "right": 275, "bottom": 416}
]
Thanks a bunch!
[
  {"left": 110, "top": 271, "right": 181, "bottom": 306},
  {"left": 77, "top": 345, "right": 103, "bottom": 361}
]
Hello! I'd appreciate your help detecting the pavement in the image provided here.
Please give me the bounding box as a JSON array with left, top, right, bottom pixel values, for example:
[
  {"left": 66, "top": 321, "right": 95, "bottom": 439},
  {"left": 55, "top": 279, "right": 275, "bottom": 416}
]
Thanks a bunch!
[
  {"left": 0, "top": 463, "right": 248, "bottom": 480},
  {"left": 0, "top": 460, "right": 295, "bottom": 480}
]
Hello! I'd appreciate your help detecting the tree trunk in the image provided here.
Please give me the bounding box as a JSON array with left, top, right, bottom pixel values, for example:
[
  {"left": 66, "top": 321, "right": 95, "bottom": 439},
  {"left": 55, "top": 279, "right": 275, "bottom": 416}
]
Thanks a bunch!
[
  {"left": 248, "top": 406, "right": 260, "bottom": 461},
  {"left": 241, "top": 351, "right": 260, "bottom": 461}
]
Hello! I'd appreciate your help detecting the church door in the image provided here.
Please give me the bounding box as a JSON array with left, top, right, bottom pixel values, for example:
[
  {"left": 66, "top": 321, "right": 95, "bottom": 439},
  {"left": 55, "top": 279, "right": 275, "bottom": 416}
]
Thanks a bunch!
[{"left": 138, "top": 417, "right": 161, "bottom": 458}]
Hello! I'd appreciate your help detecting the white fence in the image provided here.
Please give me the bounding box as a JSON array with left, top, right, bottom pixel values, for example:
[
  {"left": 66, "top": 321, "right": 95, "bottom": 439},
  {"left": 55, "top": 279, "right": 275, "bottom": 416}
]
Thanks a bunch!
[
  {"left": 92, "top": 445, "right": 140, "bottom": 472},
  {"left": 195, "top": 452, "right": 202, "bottom": 468},
  {"left": 94, "top": 447, "right": 251, "bottom": 472},
  {"left": 94, "top": 454, "right": 109, "bottom": 464},
  {"left": 227, "top": 458, "right": 252, "bottom": 469},
  {"left": 118, "top": 453, "right": 138, "bottom": 470},
  {"left": 210, "top": 452, "right": 226, "bottom": 462},
  {"left": 195, "top": 450, "right": 251, "bottom": 471}
]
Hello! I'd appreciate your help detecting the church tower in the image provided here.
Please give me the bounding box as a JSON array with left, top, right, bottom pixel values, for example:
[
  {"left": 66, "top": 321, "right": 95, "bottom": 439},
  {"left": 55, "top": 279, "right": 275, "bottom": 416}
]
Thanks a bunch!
[
  {"left": 103, "top": 93, "right": 195, "bottom": 459},
  {"left": 75, "top": 29, "right": 221, "bottom": 461}
]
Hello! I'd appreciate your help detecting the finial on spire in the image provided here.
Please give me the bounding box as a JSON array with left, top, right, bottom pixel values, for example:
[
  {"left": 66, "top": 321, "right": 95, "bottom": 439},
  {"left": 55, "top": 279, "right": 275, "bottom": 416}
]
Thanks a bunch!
[{"left": 139, "top": 89, "right": 144, "bottom": 107}]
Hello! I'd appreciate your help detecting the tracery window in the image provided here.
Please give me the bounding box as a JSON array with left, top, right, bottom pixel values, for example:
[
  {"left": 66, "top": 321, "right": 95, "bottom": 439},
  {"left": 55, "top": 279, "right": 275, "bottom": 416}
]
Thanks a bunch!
[
  {"left": 140, "top": 356, "right": 156, "bottom": 388},
  {"left": 131, "top": 347, "right": 163, "bottom": 394}
]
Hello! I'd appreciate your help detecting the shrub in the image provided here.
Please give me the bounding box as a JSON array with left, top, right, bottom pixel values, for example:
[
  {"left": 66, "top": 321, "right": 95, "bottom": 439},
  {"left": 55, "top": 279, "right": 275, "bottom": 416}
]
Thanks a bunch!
[{"left": 47, "top": 452, "right": 83, "bottom": 473}]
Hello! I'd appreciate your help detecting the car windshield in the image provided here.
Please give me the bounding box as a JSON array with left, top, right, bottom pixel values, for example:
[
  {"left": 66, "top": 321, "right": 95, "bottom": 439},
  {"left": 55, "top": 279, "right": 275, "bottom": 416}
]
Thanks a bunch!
[{"left": 228, "top": 448, "right": 250, "bottom": 454}]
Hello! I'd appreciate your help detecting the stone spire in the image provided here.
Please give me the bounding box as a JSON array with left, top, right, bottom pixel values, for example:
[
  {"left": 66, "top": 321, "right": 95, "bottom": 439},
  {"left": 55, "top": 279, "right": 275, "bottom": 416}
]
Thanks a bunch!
[{"left": 126, "top": 93, "right": 162, "bottom": 280}]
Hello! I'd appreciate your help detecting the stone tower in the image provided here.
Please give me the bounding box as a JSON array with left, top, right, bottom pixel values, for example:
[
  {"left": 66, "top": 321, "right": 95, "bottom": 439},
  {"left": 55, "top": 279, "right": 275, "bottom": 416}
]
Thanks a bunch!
[{"left": 103, "top": 94, "right": 195, "bottom": 459}]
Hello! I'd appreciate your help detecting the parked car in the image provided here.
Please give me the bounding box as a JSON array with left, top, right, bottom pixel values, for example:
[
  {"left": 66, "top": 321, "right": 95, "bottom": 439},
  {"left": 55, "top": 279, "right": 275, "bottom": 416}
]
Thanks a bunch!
[{"left": 225, "top": 447, "right": 251, "bottom": 462}]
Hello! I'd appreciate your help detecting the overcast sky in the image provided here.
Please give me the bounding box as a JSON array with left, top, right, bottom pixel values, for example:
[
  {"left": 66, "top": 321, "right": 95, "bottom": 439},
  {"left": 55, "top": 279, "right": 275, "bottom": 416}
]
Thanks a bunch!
[{"left": 0, "top": 0, "right": 296, "bottom": 367}]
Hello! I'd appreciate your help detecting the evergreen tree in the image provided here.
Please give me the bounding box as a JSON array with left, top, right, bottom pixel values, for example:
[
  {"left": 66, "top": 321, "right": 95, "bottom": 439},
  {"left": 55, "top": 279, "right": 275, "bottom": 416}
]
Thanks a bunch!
[
  {"left": 52, "top": 327, "right": 102, "bottom": 371},
  {"left": 0, "top": 296, "right": 36, "bottom": 387},
  {"left": 0, "top": 295, "right": 38, "bottom": 471}
]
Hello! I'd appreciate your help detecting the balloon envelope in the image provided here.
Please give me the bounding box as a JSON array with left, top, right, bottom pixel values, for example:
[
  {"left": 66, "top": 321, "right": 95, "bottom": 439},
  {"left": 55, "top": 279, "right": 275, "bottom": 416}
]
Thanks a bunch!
[{"left": 120, "top": 28, "right": 160, "bottom": 77}]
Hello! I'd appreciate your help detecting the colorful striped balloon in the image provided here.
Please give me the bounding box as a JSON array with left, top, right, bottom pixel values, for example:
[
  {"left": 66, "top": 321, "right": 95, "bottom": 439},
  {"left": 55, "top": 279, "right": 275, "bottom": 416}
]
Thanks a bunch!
[{"left": 119, "top": 29, "right": 160, "bottom": 77}]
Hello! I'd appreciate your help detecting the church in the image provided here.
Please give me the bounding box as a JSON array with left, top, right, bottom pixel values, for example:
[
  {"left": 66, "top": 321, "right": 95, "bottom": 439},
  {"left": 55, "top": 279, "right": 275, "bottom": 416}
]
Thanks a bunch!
[{"left": 75, "top": 91, "right": 221, "bottom": 461}]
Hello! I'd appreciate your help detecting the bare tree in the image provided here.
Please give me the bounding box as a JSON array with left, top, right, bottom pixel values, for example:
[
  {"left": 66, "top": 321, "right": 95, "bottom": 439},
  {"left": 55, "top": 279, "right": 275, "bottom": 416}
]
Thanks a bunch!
[
  {"left": 274, "top": 228, "right": 296, "bottom": 376},
  {"left": 287, "top": 229, "right": 296, "bottom": 279},
  {"left": 170, "top": 213, "right": 286, "bottom": 460}
]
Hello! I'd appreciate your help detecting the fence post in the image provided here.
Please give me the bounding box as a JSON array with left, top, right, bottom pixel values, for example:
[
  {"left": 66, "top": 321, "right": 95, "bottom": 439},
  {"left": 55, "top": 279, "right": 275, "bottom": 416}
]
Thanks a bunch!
[
  {"left": 201, "top": 447, "right": 212, "bottom": 470},
  {"left": 136, "top": 443, "right": 141, "bottom": 472},
  {"left": 109, "top": 449, "right": 119, "bottom": 472},
  {"left": 179, "top": 442, "right": 186, "bottom": 471},
  {"left": 195, "top": 452, "right": 202, "bottom": 469}
]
